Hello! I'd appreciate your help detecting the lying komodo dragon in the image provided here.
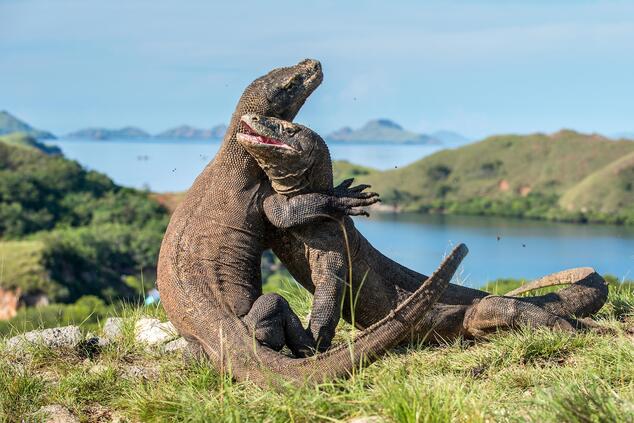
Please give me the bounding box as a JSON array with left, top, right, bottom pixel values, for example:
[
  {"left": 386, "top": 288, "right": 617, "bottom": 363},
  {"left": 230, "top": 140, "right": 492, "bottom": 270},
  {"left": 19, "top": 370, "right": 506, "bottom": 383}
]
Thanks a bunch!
[
  {"left": 238, "top": 114, "right": 609, "bottom": 343},
  {"left": 157, "top": 58, "right": 468, "bottom": 388}
]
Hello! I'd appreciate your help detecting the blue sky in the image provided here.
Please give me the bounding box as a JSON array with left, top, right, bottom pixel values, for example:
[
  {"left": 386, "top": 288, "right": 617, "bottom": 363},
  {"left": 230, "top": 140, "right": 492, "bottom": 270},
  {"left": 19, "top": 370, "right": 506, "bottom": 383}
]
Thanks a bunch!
[{"left": 1, "top": 0, "right": 633, "bottom": 138}]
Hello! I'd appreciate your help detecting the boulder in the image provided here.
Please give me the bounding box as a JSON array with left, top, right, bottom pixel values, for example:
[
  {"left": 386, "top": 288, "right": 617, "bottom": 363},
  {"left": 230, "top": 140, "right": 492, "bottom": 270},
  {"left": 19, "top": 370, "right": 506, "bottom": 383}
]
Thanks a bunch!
[
  {"left": 135, "top": 317, "right": 177, "bottom": 346},
  {"left": 6, "top": 326, "right": 82, "bottom": 351},
  {"left": 102, "top": 317, "right": 125, "bottom": 340}
]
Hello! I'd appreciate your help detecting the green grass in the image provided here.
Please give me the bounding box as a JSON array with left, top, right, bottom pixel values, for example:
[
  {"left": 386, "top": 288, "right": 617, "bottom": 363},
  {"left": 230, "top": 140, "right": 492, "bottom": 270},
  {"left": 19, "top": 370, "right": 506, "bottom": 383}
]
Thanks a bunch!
[
  {"left": 0, "top": 240, "right": 49, "bottom": 294},
  {"left": 332, "top": 160, "right": 378, "bottom": 186},
  {"left": 560, "top": 150, "right": 634, "bottom": 215},
  {"left": 0, "top": 132, "right": 60, "bottom": 155},
  {"left": 1, "top": 279, "right": 633, "bottom": 422}
]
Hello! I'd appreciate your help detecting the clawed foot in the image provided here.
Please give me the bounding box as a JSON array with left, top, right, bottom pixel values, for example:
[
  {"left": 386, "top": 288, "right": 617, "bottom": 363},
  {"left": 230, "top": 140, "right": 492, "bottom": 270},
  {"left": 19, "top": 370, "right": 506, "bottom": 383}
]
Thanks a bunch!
[{"left": 332, "top": 178, "right": 380, "bottom": 217}]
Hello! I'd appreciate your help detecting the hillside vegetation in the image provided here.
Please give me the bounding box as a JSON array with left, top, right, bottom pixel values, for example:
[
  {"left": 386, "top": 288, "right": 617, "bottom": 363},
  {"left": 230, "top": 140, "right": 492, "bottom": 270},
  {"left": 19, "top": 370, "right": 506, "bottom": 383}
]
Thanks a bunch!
[
  {"left": 361, "top": 130, "right": 634, "bottom": 224},
  {"left": 0, "top": 133, "right": 61, "bottom": 155},
  {"left": 560, "top": 150, "right": 634, "bottom": 215},
  {"left": 0, "top": 136, "right": 169, "bottom": 303}
]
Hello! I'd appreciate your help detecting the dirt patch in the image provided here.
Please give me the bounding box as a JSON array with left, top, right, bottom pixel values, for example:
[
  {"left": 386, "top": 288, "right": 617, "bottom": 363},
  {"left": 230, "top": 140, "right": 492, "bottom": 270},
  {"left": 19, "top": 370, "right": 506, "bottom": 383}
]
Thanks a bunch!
[
  {"left": 518, "top": 185, "right": 532, "bottom": 196},
  {"left": 0, "top": 287, "right": 20, "bottom": 320}
]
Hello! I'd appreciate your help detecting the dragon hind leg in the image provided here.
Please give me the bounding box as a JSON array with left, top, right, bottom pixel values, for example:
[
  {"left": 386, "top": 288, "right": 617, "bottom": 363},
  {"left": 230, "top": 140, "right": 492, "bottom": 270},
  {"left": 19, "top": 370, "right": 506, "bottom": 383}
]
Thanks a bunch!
[{"left": 242, "top": 293, "right": 316, "bottom": 358}]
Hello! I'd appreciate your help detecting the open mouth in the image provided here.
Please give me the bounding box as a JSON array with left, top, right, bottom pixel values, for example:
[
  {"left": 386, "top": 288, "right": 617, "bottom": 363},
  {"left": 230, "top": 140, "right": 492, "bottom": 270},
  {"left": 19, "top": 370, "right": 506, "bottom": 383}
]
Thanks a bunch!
[{"left": 238, "top": 122, "right": 291, "bottom": 149}]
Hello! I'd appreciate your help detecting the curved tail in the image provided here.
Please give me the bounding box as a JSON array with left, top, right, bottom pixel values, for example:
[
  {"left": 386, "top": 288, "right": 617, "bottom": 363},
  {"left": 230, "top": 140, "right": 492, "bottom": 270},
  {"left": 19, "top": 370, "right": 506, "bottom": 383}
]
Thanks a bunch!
[
  {"left": 506, "top": 267, "right": 608, "bottom": 318},
  {"left": 189, "top": 244, "right": 468, "bottom": 388}
]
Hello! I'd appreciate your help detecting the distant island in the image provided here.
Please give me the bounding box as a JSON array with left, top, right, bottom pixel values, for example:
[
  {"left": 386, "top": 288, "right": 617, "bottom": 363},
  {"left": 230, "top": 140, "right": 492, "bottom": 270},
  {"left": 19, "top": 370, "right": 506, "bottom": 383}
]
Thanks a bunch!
[
  {"left": 1, "top": 110, "right": 475, "bottom": 145},
  {"left": 429, "top": 130, "right": 471, "bottom": 145},
  {"left": 66, "top": 126, "right": 152, "bottom": 140},
  {"left": 326, "top": 119, "right": 470, "bottom": 145},
  {"left": 154, "top": 124, "right": 227, "bottom": 140},
  {"left": 65, "top": 124, "right": 228, "bottom": 141},
  {"left": 66, "top": 118, "right": 470, "bottom": 145},
  {"left": 0, "top": 111, "right": 56, "bottom": 140}
]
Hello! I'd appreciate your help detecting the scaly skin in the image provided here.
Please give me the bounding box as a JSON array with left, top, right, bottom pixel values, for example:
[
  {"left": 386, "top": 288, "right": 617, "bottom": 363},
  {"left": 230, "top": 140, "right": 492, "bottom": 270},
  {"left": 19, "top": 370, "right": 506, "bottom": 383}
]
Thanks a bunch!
[
  {"left": 242, "top": 116, "right": 609, "bottom": 343},
  {"left": 157, "top": 60, "right": 466, "bottom": 388}
]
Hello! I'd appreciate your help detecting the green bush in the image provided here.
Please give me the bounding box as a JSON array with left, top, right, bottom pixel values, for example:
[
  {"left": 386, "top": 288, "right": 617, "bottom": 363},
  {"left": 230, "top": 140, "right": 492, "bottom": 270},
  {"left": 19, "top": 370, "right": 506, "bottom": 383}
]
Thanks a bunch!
[
  {"left": 0, "top": 141, "right": 168, "bottom": 238},
  {"left": 38, "top": 223, "right": 165, "bottom": 303}
]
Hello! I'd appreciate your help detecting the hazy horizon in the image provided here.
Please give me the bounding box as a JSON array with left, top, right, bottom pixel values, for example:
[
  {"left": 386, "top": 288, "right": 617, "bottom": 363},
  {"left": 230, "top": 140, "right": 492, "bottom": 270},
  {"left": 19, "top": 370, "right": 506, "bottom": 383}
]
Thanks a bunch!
[{"left": 2, "top": 0, "right": 633, "bottom": 139}]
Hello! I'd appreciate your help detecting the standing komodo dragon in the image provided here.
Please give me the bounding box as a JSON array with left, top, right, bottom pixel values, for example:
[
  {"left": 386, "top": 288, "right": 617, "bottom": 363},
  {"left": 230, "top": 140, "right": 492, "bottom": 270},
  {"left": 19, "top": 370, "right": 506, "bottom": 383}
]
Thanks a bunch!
[
  {"left": 157, "top": 59, "right": 468, "bottom": 388},
  {"left": 238, "top": 115, "right": 609, "bottom": 343}
]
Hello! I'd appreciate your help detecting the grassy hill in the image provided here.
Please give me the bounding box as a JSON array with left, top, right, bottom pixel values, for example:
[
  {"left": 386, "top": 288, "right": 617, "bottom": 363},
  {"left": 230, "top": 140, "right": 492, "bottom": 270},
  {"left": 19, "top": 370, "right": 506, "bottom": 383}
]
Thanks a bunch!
[
  {"left": 0, "top": 132, "right": 61, "bottom": 155},
  {"left": 0, "top": 241, "right": 50, "bottom": 295},
  {"left": 560, "top": 150, "right": 634, "bottom": 215},
  {"left": 0, "top": 111, "right": 55, "bottom": 140},
  {"left": 361, "top": 130, "right": 634, "bottom": 224}
]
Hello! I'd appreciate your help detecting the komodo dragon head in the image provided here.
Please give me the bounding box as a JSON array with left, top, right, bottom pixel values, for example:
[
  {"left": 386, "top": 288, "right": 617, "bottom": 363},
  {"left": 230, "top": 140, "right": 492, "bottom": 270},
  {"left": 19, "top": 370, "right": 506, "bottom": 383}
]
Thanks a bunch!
[
  {"left": 236, "top": 114, "right": 333, "bottom": 195},
  {"left": 236, "top": 59, "right": 324, "bottom": 124}
]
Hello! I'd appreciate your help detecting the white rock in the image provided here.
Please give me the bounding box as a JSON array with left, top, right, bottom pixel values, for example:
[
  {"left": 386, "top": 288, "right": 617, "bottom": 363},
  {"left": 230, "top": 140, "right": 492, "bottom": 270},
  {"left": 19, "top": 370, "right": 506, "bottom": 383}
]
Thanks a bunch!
[
  {"left": 102, "top": 317, "right": 125, "bottom": 340},
  {"left": 37, "top": 404, "right": 79, "bottom": 423},
  {"left": 7, "top": 326, "right": 82, "bottom": 351},
  {"left": 122, "top": 364, "right": 159, "bottom": 381},
  {"left": 135, "top": 318, "right": 177, "bottom": 346},
  {"left": 163, "top": 337, "right": 190, "bottom": 353},
  {"left": 163, "top": 337, "right": 204, "bottom": 360}
]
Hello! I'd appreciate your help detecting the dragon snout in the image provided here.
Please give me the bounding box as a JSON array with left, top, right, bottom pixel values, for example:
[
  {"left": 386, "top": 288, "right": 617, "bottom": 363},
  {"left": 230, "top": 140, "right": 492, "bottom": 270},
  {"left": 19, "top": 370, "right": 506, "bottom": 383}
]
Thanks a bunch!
[{"left": 299, "top": 59, "right": 321, "bottom": 74}]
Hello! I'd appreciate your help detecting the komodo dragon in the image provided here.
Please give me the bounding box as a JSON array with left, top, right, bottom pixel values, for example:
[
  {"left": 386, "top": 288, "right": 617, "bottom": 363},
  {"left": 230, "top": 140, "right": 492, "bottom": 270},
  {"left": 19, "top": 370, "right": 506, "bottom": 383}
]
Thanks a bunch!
[
  {"left": 157, "top": 59, "right": 468, "bottom": 388},
  {"left": 239, "top": 115, "right": 609, "bottom": 343}
]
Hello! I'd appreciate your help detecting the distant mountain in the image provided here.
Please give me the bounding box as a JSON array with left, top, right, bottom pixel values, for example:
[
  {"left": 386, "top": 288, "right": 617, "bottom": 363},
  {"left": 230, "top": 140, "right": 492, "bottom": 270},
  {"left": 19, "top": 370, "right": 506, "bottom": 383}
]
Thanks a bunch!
[
  {"left": 430, "top": 130, "right": 471, "bottom": 146},
  {"left": 0, "top": 111, "right": 56, "bottom": 139},
  {"left": 155, "top": 124, "right": 227, "bottom": 140},
  {"left": 66, "top": 127, "right": 151, "bottom": 140},
  {"left": 327, "top": 119, "right": 440, "bottom": 144},
  {"left": 0, "top": 132, "right": 62, "bottom": 155}
]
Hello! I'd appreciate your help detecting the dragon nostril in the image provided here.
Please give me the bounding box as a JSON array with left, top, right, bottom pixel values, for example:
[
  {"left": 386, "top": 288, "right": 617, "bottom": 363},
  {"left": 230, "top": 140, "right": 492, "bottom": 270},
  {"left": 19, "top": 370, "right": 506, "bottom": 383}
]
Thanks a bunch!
[{"left": 252, "top": 116, "right": 259, "bottom": 122}]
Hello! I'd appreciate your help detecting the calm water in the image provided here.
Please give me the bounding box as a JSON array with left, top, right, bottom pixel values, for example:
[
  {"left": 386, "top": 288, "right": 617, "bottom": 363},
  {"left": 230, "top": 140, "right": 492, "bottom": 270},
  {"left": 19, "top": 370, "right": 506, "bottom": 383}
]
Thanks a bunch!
[
  {"left": 356, "top": 213, "right": 634, "bottom": 287},
  {"left": 46, "top": 138, "right": 634, "bottom": 286},
  {"left": 48, "top": 138, "right": 442, "bottom": 192}
]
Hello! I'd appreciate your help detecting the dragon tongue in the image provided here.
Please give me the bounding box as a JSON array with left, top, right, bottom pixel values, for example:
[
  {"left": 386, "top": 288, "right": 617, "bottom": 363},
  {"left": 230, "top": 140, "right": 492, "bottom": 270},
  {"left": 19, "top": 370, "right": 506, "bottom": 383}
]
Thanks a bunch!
[{"left": 238, "top": 122, "right": 289, "bottom": 148}]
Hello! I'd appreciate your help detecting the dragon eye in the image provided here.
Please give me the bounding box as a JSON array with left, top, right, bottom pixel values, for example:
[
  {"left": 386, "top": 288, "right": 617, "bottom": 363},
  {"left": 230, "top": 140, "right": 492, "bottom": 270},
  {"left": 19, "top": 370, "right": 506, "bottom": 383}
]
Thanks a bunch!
[
  {"left": 284, "top": 127, "right": 297, "bottom": 136},
  {"left": 283, "top": 76, "right": 301, "bottom": 90}
]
